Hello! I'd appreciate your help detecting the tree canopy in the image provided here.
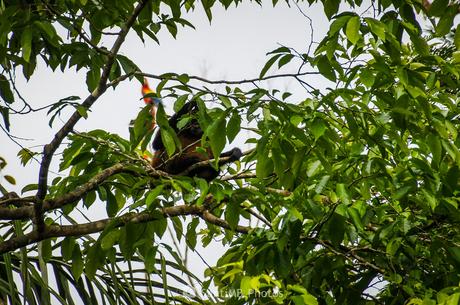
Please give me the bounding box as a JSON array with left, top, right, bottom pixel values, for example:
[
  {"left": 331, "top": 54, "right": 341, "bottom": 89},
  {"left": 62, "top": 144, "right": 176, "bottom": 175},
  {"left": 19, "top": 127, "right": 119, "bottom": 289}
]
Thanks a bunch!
[{"left": 1, "top": 0, "right": 460, "bottom": 304}]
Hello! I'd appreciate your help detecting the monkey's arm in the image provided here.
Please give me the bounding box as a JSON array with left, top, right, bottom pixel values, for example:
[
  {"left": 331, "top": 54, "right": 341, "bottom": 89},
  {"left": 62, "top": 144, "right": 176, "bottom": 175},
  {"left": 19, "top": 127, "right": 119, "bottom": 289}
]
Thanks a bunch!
[{"left": 152, "top": 100, "right": 199, "bottom": 151}]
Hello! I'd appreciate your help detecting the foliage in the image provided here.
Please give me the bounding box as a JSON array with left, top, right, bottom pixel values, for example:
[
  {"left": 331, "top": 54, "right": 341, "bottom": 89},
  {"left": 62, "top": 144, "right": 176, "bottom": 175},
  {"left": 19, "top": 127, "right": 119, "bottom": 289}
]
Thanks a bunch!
[{"left": 1, "top": 0, "right": 460, "bottom": 304}]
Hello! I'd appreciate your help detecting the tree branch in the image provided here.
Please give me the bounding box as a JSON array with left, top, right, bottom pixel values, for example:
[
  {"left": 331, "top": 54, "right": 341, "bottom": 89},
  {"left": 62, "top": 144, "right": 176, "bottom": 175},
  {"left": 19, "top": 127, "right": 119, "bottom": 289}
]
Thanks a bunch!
[
  {"left": 0, "top": 162, "right": 142, "bottom": 220},
  {"left": 1, "top": 164, "right": 120, "bottom": 220},
  {"left": 177, "top": 154, "right": 238, "bottom": 177},
  {"left": 0, "top": 205, "right": 253, "bottom": 254},
  {"left": 221, "top": 172, "right": 257, "bottom": 181},
  {"left": 0, "top": 194, "right": 34, "bottom": 207},
  {"left": 35, "top": 0, "right": 150, "bottom": 231},
  {"left": 178, "top": 148, "right": 254, "bottom": 177},
  {"left": 140, "top": 71, "right": 320, "bottom": 85},
  {"left": 43, "top": 163, "right": 128, "bottom": 211},
  {"left": 200, "top": 210, "right": 251, "bottom": 234}
]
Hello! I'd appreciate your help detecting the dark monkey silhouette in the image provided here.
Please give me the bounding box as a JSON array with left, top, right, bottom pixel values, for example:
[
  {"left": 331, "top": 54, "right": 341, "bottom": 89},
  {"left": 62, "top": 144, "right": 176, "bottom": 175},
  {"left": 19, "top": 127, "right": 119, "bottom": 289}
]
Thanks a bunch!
[{"left": 142, "top": 79, "right": 242, "bottom": 181}]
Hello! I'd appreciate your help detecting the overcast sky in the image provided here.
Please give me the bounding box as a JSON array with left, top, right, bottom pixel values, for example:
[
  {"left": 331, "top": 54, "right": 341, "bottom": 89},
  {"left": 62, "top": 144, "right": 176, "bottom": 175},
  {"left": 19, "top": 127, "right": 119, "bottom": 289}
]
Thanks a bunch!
[{"left": 1, "top": 1, "right": 328, "bottom": 287}]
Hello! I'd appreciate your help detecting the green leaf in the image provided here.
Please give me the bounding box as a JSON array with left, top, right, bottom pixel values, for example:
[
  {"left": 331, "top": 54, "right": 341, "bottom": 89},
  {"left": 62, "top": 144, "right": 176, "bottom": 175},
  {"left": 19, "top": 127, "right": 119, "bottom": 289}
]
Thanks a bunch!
[
  {"left": 161, "top": 129, "right": 177, "bottom": 157},
  {"left": 145, "top": 185, "right": 164, "bottom": 208},
  {"left": 173, "top": 95, "right": 189, "bottom": 113},
  {"left": 165, "top": 20, "right": 178, "bottom": 38},
  {"left": 61, "top": 237, "right": 75, "bottom": 261},
  {"left": 227, "top": 111, "right": 241, "bottom": 143},
  {"left": 21, "top": 183, "right": 38, "bottom": 194},
  {"left": 435, "top": 6, "right": 456, "bottom": 36},
  {"left": 177, "top": 73, "right": 190, "bottom": 84},
  {"left": 3, "top": 175, "right": 15, "bottom": 185},
  {"left": 186, "top": 218, "right": 199, "bottom": 250},
  {"left": 278, "top": 54, "right": 294, "bottom": 69},
  {"left": 427, "top": 133, "right": 442, "bottom": 167},
  {"left": 429, "top": 0, "right": 449, "bottom": 16},
  {"left": 421, "top": 189, "right": 437, "bottom": 210},
  {"left": 132, "top": 105, "right": 152, "bottom": 147},
  {"left": 365, "top": 18, "right": 385, "bottom": 40},
  {"left": 85, "top": 244, "right": 104, "bottom": 279},
  {"left": 317, "top": 55, "right": 336, "bottom": 82},
  {"left": 396, "top": 67, "right": 408, "bottom": 87},
  {"left": 153, "top": 217, "right": 167, "bottom": 238},
  {"left": 409, "top": 34, "right": 429, "bottom": 56},
  {"left": 156, "top": 104, "right": 177, "bottom": 156},
  {"left": 225, "top": 202, "right": 240, "bottom": 229},
  {"left": 347, "top": 208, "right": 364, "bottom": 232},
  {"left": 101, "top": 229, "right": 121, "bottom": 250},
  {"left": 327, "top": 213, "right": 345, "bottom": 246},
  {"left": 386, "top": 237, "right": 402, "bottom": 256},
  {"left": 259, "top": 54, "right": 282, "bottom": 79},
  {"left": 0, "top": 75, "right": 14, "bottom": 104},
  {"left": 201, "top": 0, "right": 213, "bottom": 21},
  {"left": 86, "top": 69, "right": 100, "bottom": 92},
  {"left": 83, "top": 191, "right": 96, "bottom": 208},
  {"left": 268, "top": 46, "right": 291, "bottom": 54},
  {"left": 359, "top": 68, "right": 375, "bottom": 88},
  {"left": 311, "top": 118, "right": 326, "bottom": 140},
  {"left": 22, "top": 58, "right": 36, "bottom": 80},
  {"left": 117, "top": 55, "right": 139, "bottom": 74},
  {"left": 219, "top": 96, "right": 232, "bottom": 108},
  {"left": 393, "top": 185, "right": 412, "bottom": 200},
  {"left": 336, "top": 183, "right": 350, "bottom": 205},
  {"left": 35, "top": 21, "right": 59, "bottom": 42},
  {"left": 144, "top": 247, "right": 157, "bottom": 273},
  {"left": 71, "top": 246, "right": 84, "bottom": 280},
  {"left": 256, "top": 152, "right": 274, "bottom": 178},
  {"left": 207, "top": 112, "right": 227, "bottom": 158},
  {"left": 329, "top": 15, "right": 352, "bottom": 36},
  {"left": 21, "top": 27, "right": 33, "bottom": 62},
  {"left": 323, "top": 0, "right": 340, "bottom": 19},
  {"left": 41, "top": 239, "right": 52, "bottom": 263},
  {"left": 76, "top": 105, "right": 88, "bottom": 119},
  {"left": 240, "top": 276, "right": 252, "bottom": 296},
  {"left": 0, "top": 106, "right": 10, "bottom": 132},
  {"left": 106, "top": 189, "right": 119, "bottom": 217},
  {"left": 455, "top": 24, "right": 460, "bottom": 49},
  {"left": 448, "top": 247, "right": 460, "bottom": 263},
  {"left": 315, "top": 175, "right": 330, "bottom": 193},
  {"left": 345, "top": 16, "right": 360, "bottom": 44},
  {"left": 427, "top": 72, "right": 437, "bottom": 89}
]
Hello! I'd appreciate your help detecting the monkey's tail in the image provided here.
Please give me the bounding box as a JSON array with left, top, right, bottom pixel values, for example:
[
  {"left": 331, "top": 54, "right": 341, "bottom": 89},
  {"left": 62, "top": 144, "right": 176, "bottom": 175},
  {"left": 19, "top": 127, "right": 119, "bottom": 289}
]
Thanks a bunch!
[{"left": 220, "top": 147, "right": 243, "bottom": 162}]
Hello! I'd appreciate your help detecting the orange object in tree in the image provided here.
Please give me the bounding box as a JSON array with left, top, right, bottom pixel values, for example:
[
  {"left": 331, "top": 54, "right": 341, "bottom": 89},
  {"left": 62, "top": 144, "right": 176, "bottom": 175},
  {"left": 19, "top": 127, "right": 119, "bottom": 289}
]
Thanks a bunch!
[{"left": 141, "top": 77, "right": 162, "bottom": 128}]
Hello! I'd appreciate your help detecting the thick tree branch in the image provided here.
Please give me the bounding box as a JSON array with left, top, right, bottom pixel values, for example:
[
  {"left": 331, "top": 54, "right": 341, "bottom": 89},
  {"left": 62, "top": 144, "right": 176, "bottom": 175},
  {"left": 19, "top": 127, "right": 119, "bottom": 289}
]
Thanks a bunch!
[
  {"left": 35, "top": 0, "right": 150, "bottom": 231},
  {"left": 0, "top": 162, "right": 145, "bottom": 220},
  {"left": 0, "top": 154, "right": 241, "bottom": 222},
  {"left": 0, "top": 205, "right": 253, "bottom": 254},
  {"left": 43, "top": 163, "right": 128, "bottom": 211}
]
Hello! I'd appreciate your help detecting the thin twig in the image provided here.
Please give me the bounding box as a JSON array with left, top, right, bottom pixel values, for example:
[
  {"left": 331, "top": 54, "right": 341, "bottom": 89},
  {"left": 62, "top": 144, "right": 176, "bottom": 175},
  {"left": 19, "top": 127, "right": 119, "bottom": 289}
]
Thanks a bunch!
[{"left": 140, "top": 71, "right": 320, "bottom": 85}]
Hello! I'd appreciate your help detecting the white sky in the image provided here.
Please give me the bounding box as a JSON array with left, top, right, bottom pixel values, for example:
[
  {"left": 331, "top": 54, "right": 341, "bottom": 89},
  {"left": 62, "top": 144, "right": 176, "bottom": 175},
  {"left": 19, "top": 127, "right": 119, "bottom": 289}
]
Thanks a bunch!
[{"left": 1, "top": 1, "right": 328, "bottom": 290}]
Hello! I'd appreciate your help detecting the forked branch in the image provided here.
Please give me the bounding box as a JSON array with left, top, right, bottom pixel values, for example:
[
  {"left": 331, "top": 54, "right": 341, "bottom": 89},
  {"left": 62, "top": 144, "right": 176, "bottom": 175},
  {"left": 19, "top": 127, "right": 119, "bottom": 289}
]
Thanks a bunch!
[{"left": 34, "top": 0, "right": 150, "bottom": 231}]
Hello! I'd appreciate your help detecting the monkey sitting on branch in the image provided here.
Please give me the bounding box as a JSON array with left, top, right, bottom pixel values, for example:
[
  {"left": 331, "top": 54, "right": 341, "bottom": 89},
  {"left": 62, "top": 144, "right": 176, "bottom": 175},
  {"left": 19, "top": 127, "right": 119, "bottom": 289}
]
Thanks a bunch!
[{"left": 141, "top": 78, "right": 242, "bottom": 181}]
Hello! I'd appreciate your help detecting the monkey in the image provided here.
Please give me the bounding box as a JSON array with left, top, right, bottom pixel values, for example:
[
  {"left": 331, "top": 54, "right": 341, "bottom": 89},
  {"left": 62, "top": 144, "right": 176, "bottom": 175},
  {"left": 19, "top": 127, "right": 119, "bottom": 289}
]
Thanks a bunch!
[
  {"left": 141, "top": 78, "right": 242, "bottom": 180},
  {"left": 150, "top": 100, "right": 242, "bottom": 181}
]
